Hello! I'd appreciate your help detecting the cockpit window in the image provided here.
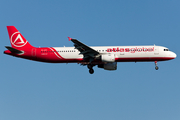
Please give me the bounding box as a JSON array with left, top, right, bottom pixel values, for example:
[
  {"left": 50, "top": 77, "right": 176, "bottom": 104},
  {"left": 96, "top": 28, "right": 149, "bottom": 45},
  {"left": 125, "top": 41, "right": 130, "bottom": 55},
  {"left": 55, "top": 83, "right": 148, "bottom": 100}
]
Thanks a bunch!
[{"left": 164, "top": 49, "right": 169, "bottom": 51}]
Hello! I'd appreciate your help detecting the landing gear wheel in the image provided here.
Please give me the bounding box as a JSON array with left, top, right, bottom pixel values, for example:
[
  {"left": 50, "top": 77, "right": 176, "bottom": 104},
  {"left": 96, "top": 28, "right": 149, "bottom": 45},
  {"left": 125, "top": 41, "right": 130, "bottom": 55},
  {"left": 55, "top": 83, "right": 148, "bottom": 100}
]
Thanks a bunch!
[
  {"left": 155, "top": 66, "right": 159, "bottom": 70},
  {"left": 89, "top": 69, "right": 94, "bottom": 74},
  {"left": 154, "top": 61, "right": 159, "bottom": 70}
]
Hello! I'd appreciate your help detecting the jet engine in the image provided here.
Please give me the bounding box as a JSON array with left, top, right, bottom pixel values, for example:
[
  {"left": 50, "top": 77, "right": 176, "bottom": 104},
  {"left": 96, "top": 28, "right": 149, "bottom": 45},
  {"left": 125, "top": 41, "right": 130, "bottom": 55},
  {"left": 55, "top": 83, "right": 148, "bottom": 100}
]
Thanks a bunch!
[
  {"left": 98, "top": 62, "right": 117, "bottom": 70},
  {"left": 101, "top": 54, "right": 115, "bottom": 62}
]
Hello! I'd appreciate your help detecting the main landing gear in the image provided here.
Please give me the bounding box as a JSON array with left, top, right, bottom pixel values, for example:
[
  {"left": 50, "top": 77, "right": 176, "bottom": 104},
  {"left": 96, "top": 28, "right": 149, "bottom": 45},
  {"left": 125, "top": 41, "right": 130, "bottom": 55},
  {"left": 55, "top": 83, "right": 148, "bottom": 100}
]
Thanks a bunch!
[
  {"left": 155, "top": 61, "right": 159, "bottom": 70},
  {"left": 87, "top": 64, "right": 94, "bottom": 74}
]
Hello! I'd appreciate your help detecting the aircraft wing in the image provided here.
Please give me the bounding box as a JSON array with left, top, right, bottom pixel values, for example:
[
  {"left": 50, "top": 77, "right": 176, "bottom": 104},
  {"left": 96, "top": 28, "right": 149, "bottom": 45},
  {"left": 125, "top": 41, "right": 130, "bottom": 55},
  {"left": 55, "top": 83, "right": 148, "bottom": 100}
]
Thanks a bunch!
[{"left": 68, "top": 37, "right": 100, "bottom": 60}]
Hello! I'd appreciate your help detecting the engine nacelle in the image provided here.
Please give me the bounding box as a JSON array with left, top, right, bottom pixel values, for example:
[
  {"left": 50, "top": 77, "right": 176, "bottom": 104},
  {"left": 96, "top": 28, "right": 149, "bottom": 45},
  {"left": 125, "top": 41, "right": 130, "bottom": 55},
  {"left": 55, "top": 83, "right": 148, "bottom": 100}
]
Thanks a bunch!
[
  {"left": 98, "top": 62, "right": 117, "bottom": 70},
  {"left": 101, "top": 54, "right": 115, "bottom": 62}
]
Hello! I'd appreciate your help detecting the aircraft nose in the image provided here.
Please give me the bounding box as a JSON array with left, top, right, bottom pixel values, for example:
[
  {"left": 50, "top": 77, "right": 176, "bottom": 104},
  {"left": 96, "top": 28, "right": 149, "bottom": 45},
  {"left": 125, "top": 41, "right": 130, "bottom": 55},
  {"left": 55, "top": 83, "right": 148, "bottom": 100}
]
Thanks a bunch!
[{"left": 171, "top": 52, "right": 177, "bottom": 59}]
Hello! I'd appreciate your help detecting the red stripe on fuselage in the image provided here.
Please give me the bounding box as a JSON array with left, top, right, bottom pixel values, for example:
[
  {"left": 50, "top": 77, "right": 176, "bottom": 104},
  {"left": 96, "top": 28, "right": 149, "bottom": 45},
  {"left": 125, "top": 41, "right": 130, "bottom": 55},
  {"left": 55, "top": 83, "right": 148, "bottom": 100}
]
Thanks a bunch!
[{"left": 49, "top": 47, "right": 64, "bottom": 59}]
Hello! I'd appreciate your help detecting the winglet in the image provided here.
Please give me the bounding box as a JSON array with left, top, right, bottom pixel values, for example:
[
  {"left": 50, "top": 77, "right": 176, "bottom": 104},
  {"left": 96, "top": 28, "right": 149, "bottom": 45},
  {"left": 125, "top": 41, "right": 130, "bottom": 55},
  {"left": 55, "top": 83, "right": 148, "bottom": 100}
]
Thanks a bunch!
[{"left": 68, "top": 37, "right": 72, "bottom": 41}]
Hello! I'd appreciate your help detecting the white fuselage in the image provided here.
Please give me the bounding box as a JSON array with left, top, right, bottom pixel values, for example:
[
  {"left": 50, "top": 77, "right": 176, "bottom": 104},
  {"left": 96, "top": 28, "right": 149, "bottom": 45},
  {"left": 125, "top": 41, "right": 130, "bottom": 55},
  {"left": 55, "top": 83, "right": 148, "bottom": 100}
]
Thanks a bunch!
[{"left": 49, "top": 45, "right": 176, "bottom": 62}]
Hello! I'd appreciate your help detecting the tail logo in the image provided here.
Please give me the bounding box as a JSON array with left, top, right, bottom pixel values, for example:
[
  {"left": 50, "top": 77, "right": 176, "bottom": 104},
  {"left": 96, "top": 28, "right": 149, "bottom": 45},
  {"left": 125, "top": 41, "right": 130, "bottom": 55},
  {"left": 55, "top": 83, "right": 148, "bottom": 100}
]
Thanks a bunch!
[{"left": 11, "top": 32, "right": 27, "bottom": 47}]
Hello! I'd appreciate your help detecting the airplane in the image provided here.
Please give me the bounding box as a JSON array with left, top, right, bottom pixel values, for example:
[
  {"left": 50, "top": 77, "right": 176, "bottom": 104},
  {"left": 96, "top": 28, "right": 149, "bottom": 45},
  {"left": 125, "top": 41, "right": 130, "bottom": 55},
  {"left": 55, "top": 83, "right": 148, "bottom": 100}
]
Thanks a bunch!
[{"left": 4, "top": 26, "right": 177, "bottom": 74}]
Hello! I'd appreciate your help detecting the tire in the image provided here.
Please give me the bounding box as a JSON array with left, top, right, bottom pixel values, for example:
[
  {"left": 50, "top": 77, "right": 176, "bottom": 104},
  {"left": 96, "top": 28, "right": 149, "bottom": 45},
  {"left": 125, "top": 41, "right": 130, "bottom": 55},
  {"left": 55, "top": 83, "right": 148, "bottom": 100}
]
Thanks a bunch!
[
  {"left": 89, "top": 69, "right": 94, "bottom": 74},
  {"left": 155, "top": 66, "right": 159, "bottom": 70}
]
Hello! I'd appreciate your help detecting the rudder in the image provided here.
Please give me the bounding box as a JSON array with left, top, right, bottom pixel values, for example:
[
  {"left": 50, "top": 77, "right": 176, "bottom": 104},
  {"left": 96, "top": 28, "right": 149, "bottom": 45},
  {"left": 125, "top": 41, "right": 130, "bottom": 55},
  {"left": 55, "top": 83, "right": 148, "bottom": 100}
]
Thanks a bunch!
[{"left": 7, "top": 26, "right": 34, "bottom": 50}]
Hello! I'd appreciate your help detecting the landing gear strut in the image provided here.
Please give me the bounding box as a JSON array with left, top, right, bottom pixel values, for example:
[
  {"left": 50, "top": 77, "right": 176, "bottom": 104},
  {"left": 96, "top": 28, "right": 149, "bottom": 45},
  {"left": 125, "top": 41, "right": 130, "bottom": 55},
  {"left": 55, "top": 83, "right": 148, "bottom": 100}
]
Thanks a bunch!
[
  {"left": 87, "top": 64, "right": 94, "bottom": 74},
  {"left": 155, "top": 61, "right": 159, "bottom": 70}
]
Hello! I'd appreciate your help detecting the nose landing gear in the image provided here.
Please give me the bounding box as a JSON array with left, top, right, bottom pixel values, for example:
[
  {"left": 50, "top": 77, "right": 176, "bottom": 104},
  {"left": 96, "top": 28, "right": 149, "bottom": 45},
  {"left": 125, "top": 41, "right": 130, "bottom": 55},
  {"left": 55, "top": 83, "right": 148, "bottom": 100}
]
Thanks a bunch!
[{"left": 155, "top": 61, "right": 159, "bottom": 70}]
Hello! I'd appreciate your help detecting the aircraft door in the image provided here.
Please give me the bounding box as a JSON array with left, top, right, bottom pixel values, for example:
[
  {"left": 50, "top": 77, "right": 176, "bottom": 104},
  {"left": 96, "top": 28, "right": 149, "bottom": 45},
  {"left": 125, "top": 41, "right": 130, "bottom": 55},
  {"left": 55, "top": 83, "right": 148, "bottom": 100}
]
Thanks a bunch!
[
  {"left": 154, "top": 46, "right": 159, "bottom": 55},
  {"left": 32, "top": 48, "right": 36, "bottom": 57},
  {"left": 120, "top": 48, "right": 124, "bottom": 55}
]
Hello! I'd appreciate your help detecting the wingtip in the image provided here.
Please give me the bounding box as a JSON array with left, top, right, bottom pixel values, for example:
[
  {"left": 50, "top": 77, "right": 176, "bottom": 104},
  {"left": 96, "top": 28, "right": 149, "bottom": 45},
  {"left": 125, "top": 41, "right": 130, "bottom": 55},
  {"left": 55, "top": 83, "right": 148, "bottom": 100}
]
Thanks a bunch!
[{"left": 68, "top": 37, "right": 72, "bottom": 41}]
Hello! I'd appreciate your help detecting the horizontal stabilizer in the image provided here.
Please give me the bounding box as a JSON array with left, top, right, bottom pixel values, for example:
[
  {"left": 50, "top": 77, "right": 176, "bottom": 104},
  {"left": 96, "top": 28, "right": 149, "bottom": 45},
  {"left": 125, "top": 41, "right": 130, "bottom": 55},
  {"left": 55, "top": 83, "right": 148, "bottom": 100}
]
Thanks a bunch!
[{"left": 5, "top": 46, "right": 23, "bottom": 54}]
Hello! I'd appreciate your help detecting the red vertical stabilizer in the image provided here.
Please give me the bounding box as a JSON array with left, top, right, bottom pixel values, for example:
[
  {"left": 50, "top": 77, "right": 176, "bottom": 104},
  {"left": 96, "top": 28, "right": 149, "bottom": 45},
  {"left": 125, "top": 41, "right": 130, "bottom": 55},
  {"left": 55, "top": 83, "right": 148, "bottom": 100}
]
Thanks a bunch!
[{"left": 7, "top": 26, "right": 34, "bottom": 50}]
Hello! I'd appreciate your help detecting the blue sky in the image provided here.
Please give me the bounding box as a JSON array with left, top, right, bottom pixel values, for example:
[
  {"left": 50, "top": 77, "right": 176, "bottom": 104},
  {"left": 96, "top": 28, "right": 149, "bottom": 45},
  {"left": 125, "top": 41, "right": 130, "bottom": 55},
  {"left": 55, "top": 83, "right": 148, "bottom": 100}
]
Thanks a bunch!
[{"left": 0, "top": 0, "right": 180, "bottom": 120}]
